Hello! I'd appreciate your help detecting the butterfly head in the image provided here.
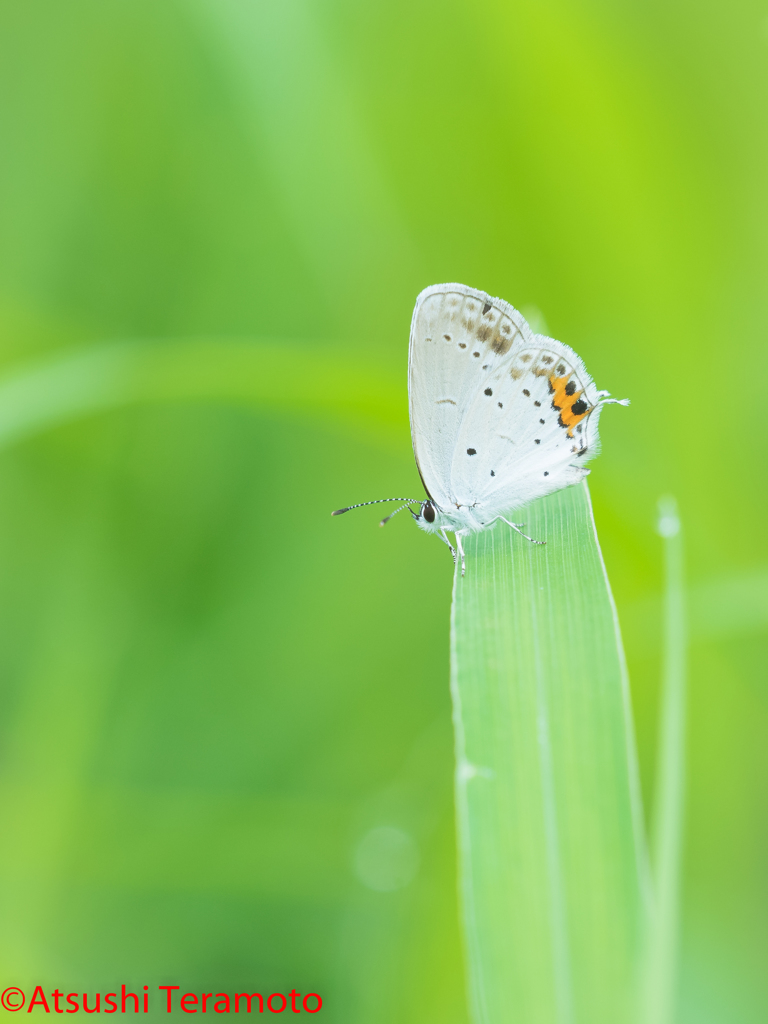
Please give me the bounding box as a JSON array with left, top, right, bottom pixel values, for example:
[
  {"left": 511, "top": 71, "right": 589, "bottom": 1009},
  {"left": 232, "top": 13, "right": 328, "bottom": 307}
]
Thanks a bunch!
[{"left": 413, "top": 499, "right": 440, "bottom": 533}]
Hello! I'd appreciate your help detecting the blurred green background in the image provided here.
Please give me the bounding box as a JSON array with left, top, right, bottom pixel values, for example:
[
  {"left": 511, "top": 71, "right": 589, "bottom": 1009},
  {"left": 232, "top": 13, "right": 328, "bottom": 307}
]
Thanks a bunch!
[{"left": 0, "top": 1, "right": 765, "bottom": 1021}]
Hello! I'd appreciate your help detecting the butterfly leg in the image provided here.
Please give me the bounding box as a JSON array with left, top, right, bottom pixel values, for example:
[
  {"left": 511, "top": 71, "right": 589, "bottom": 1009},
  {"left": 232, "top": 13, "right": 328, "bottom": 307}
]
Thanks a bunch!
[
  {"left": 455, "top": 532, "right": 467, "bottom": 576},
  {"left": 487, "top": 516, "right": 546, "bottom": 546},
  {"left": 438, "top": 528, "right": 457, "bottom": 564}
]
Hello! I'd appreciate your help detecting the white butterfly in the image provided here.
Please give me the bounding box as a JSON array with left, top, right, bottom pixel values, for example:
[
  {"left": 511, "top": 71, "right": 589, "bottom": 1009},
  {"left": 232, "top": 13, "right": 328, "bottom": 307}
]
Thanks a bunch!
[{"left": 333, "top": 283, "right": 628, "bottom": 574}]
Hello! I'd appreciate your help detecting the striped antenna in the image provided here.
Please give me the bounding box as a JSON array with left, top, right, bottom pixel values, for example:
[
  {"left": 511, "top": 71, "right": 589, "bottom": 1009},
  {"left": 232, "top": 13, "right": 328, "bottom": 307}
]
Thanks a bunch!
[
  {"left": 379, "top": 503, "right": 419, "bottom": 527},
  {"left": 331, "top": 498, "right": 422, "bottom": 516}
]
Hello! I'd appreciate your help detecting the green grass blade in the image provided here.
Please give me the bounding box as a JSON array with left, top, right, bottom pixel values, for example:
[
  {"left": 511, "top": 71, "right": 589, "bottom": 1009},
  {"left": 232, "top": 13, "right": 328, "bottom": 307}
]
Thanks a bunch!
[
  {"left": 643, "top": 498, "right": 687, "bottom": 1024},
  {"left": 450, "top": 481, "right": 650, "bottom": 1024}
]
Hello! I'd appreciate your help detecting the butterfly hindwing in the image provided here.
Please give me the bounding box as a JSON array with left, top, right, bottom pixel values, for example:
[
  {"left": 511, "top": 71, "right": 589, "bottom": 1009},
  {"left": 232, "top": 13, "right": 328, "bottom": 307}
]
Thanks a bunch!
[{"left": 451, "top": 338, "right": 604, "bottom": 515}]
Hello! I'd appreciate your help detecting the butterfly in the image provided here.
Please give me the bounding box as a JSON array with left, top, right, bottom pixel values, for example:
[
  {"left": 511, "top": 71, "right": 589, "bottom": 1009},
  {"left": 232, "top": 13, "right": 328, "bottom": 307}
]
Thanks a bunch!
[{"left": 333, "top": 283, "right": 628, "bottom": 574}]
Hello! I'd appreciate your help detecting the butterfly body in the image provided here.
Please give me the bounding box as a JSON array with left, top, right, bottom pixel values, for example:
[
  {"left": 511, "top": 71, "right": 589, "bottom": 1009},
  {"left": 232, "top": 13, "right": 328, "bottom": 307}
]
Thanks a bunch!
[
  {"left": 413, "top": 501, "right": 488, "bottom": 536},
  {"left": 333, "top": 283, "right": 627, "bottom": 573}
]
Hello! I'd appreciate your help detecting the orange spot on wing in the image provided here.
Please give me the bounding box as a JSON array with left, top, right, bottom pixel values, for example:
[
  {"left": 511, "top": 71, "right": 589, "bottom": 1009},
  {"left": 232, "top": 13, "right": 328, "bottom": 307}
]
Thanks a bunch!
[{"left": 549, "top": 372, "right": 591, "bottom": 437}]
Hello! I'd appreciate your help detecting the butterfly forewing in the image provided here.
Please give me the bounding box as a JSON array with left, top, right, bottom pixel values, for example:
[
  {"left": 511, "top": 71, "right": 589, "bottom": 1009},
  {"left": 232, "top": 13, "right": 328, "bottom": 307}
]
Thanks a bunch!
[{"left": 408, "top": 284, "right": 532, "bottom": 507}]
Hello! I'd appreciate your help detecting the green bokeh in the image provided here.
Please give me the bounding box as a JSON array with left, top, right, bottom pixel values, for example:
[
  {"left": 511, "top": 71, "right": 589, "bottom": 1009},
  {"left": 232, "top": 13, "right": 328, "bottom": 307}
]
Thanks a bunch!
[{"left": 0, "top": 1, "right": 765, "bottom": 1021}]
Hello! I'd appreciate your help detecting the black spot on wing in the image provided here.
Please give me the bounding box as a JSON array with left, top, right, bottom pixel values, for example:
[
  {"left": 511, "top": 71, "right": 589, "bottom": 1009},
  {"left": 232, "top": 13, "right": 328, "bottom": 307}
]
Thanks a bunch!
[
  {"left": 482, "top": 301, "right": 492, "bottom": 315},
  {"left": 523, "top": 389, "right": 530, "bottom": 397},
  {"left": 572, "top": 399, "right": 588, "bottom": 415},
  {"left": 490, "top": 470, "right": 495, "bottom": 477},
  {"left": 467, "top": 448, "right": 477, "bottom": 455},
  {"left": 484, "top": 388, "right": 493, "bottom": 396},
  {"left": 565, "top": 380, "right": 577, "bottom": 396}
]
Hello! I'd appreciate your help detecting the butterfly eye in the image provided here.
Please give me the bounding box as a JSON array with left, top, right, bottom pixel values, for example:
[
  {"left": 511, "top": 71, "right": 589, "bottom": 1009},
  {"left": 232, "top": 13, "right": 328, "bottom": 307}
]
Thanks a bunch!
[{"left": 422, "top": 502, "right": 436, "bottom": 523}]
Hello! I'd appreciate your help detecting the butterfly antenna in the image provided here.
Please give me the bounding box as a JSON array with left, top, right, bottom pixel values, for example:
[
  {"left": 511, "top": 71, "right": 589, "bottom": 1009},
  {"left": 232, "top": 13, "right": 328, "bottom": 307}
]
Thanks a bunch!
[
  {"left": 331, "top": 498, "right": 422, "bottom": 516},
  {"left": 379, "top": 503, "right": 418, "bottom": 527}
]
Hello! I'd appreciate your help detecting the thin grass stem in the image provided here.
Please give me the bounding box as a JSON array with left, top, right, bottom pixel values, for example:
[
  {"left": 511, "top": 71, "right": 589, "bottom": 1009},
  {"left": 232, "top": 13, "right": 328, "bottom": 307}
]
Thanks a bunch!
[{"left": 643, "top": 497, "right": 687, "bottom": 1024}]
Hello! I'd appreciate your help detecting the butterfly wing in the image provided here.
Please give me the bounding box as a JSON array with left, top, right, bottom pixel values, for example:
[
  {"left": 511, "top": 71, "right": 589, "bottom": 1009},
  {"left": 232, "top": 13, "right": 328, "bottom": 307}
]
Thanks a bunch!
[
  {"left": 408, "top": 283, "right": 533, "bottom": 508},
  {"left": 409, "top": 283, "right": 609, "bottom": 517},
  {"left": 450, "top": 334, "right": 607, "bottom": 516}
]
